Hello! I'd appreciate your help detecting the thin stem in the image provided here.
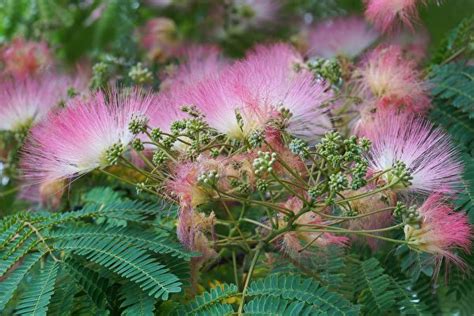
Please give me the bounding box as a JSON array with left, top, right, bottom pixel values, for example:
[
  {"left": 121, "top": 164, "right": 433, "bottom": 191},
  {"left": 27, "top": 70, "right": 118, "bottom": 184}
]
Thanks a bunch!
[
  {"left": 232, "top": 251, "right": 239, "bottom": 288},
  {"left": 238, "top": 242, "right": 263, "bottom": 315},
  {"left": 241, "top": 218, "right": 272, "bottom": 230}
]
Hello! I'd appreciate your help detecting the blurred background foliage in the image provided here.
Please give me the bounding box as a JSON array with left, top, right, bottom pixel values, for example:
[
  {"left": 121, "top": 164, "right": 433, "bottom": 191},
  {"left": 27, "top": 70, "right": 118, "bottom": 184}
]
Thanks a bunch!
[{"left": 1, "top": 0, "right": 473, "bottom": 64}]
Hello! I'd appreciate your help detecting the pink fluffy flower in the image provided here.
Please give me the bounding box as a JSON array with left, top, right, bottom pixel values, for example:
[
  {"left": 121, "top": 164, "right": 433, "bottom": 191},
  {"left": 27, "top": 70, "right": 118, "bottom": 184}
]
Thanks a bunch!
[
  {"left": 307, "top": 16, "right": 379, "bottom": 59},
  {"left": 360, "top": 112, "right": 463, "bottom": 195},
  {"left": 181, "top": 43, "right": 332, "bottom": 141},
  {"left": 0, "top": 75, "right": 71, "bottom": 132},
  {"left": 21, "top": 89, "right": 153, "bottom": 183},
  {"left": 365, "top": 0, "right": 423, "bottom": 33},
  {"left": 354, "top": 45, "right": 430, "bottom": 114},
  {"left": 1, "top": 37, "right": 52, "bottom": 79},
  {"left": 404, "top": 194, "right": 471, "bottom": 267},
  {"left": 160, "top": 44, "right": 227, "bottom": 91}
]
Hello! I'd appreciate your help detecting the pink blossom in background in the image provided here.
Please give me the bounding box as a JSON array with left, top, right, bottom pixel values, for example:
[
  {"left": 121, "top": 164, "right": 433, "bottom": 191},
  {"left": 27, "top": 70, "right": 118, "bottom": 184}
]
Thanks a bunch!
[
  {"left": 145, "top": 0, "right": 173, "bottom": 8},
  {"left": 18, "top": 179, "right": 66, "bottom": 210},
  {"left": 384, "top": 26, "right": 430, "bottom": 62},
  {"left": 365, "top": 0, "right": 423, "bottom": 33},
  {"left": 0, "top": 75, "right": 71, "bottom": 132},
  {"left": 21, "top": 89, "right": 153, "bottom": 183},
  {"left": 307, "top": 16, "right": 379, "bottom": 59},
  {"left": 405, "top": 194, "right": 471, "bottom": 267},
  {"left": 138, "top": 18, "right": 180, "bottom": 62},
  {"left": 1, "top": 37, "right": 53, "bottom": 79},
  {"left": 360, "top": 113, "right": 463, "bottom": 195},
  {"left": 229, "top": 0, "right": 280, "bottom": 30},
  {"left": 160, "top": 44, "right": 228, "bottom": 90},
  {"left": 354, "top": 45, "right": 430, "bottom": 114}
]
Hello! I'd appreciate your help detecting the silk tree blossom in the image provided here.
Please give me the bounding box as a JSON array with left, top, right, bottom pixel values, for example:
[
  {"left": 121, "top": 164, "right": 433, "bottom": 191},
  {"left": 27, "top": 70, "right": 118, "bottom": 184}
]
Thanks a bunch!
[
  {"left": 365, "top": 0, "right": 423, "bottom": 33},
  {"left": 360, "top": 113, "right": 462, "bottom": 195},
  {"left": 21, "top": 89, "right": 153, "bottom": 183},
  {"left": 182, "top": 44, "right": 332, "bottom": 141},
  {"left": 1, "top": 37, "right": 53, "bottom": 79},
  {"left": 307, "top": 16, "right": 379, "bottom": 59},
  {"left": 0, "top": 76, "right": 70, "bottom": 132},
  {"left": 354, "top": 45, "right": 430, "bottom": 114},
  {"left": 234, "top": 44, "right": 333, "bottom": 141},
  {"left": 404, "top": 194, "right": 471, "bottom": 267}
]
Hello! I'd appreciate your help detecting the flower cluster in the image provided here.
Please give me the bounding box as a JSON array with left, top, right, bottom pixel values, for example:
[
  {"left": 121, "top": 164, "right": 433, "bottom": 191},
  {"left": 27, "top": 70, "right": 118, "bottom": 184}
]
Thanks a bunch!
[{"left": 0, "top": 2, "right": 470, "bottom": 296}]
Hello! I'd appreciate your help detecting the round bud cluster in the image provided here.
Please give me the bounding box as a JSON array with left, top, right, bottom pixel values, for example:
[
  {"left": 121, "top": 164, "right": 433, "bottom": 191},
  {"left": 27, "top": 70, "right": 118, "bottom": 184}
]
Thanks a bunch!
[
  {"left": 393, "top": 202, "right": 420, "bottom": 225},
  {"left": 329, "top": 172, "right": 348, "bottom": 193},
  {"left": 387, "top": 161, "right": 413, "bottom": 189},
  {"left": 253, "top": 151, "right": 277, "bottom": 176},
  {"left": 308, "top": 184, "right": 324, "bottom": 200},
  {"left": 105, "top": 142, "right": 124, "bottom": 165},
  {"left": 170, "top": 121, "right": 187, "bottom": 135},
  {"left": 150, "top": 128, "right": 163, "bottom": 142},
  {"left": 128, "top": 63, "right": 153, "bottom": 84},
  {"left": 129, "top": 115, "right": 149, "bottom": 135},
  {"left": 198, "top": 170, "right": 220, "bottom": 186},
  {"left": 136, "top": 182, "right": 146, "bottom": 195},
  {"left": 289, "top": 138, "right": 309, "bottom": 159},
  {"left": 131, "top": 138, "right": 145, "bottom": 152},
  {"left": 256, "top": 179, "right": 269, "bottom": 192},
  {"left": 249, "top": 130, "right": 264, "bottom": 148},
  {"left": 152, "top": 150, "right": 167, "bottom": 165},
  {"left": 350, "top": 161, "right": 368, "bottom": 190}
]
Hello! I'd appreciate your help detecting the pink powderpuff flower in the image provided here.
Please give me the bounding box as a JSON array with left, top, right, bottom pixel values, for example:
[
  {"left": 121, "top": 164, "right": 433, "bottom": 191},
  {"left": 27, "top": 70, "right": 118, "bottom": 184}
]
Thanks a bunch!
[
  {"left": 160, "top": 44, "right": 228, "bottom": 91},
  {"left": 179, "top": 66, "right": 260, "bottom": 139},
  {"left": 354, "top": 45, "right": 430, "bottom": 114},
  {"left": 0, "top": 75, "right": 71, "bottom": 132},
  {"left": 138, "top": 18, "right": 180, "bottom": 62},
  {"left": 235, "top": 44, "right": 333, "bottom": 141},
  {"left": 182, "top": 43, "right": 333, "bottom": 141},
  {"left": 21, "top": 89, "right": 153, "bottom": 184},
  {"left": 1, "top": 37, "right": 53, "bottom": 79},
  {"left": 364, "top": 0, "right": 423, "bottom": 33},
  {"left": 360, "top": 112, "right": 463, "bottom": 195},
  {"left": 279, "top": 197, "right": 349, "bottom": 257},
  {"left": 307, "top": 16, "right": 379, "bottom": 59},
  {"left": 404, "top": 194, "right": 471, "bottom": 268}
]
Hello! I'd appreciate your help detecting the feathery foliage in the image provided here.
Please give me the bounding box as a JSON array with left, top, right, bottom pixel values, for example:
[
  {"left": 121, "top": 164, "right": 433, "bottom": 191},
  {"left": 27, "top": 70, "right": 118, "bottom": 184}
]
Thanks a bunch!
[
  {"left": 353, "top": 258, "right": 397, "bottom": 314},
  {"left": 0, "top": 188, "right": 192, "bottom": 313}
]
